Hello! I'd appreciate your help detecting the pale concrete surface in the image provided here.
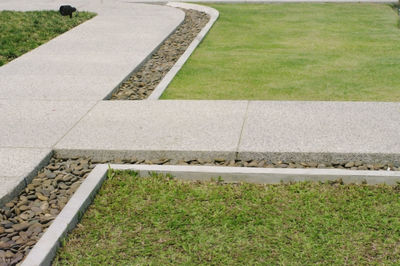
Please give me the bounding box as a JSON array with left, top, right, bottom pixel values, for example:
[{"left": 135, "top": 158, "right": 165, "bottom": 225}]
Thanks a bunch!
[
  {"left": 1, "top": 148, "right": 52, "bottom": 177},
  {"left": 55, "top": 101, "right": 248, "bottom": 160},
  {"left": 0, "top": 148, "right": 52, "bottom": 206},
  {"left": 0, "top": 1, "right": 185, "bottom": 205},
  {"left": 0, "top": 2, "right": 184, "bottom": 101},
  {"left": 55, "top": 100, "right": 400, "bottom": 163},
  {"left": 0, "top": 100, "right": 96, "bottom": 148},
  {"left": 238, "top": 101, "right": 400, "bottom": 162}
]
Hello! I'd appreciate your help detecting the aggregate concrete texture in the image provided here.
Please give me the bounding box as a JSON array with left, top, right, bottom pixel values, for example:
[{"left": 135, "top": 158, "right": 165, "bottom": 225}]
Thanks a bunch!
[
  {"left": 238, "top": 101, "right": 400, "bottom": 161},
  {"left": 0, "top": 148, "right": 52, "bottom": 177},
  {"left": 0, "top": 2, "right": 185, "bottom": 101},
  {"left": 0, "top": 1, "right": 185, "bottom": 204},
  {"left": 55, "top": 100, "right": 248, "bottom": 160},
  {"left": 55, "top": 100, "right": 400, "bottom": 163},
  {"left": 0, "top": 100, "right": 96, "bottom": 148},
  {"left": 0, "top": 148, "right": 52, "bottom": 206}
]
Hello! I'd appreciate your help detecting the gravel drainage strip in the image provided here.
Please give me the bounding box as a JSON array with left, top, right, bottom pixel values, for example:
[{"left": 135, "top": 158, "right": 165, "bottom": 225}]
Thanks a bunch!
[
  {"left": 15, "top": 162, "right": 400, "bottom": 265},
  {"left": 1, "top": 155, "right": 400, "bottom": 265},
  {"left": 111, "top": 5, "right": 211, "bottom": 100}
]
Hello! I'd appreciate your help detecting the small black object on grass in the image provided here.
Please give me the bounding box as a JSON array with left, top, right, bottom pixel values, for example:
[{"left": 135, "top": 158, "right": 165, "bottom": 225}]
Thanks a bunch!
[{"left": 59, "top": 5, "right": 77, "bottom": 18}]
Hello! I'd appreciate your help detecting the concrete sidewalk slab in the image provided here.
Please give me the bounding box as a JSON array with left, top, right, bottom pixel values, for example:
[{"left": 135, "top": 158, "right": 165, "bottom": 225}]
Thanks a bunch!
[
  {"left": 0, "top": 148, "right": 52, "bottom": 206},
  {"left": 1, "top": 148, "right": 51, "bottom": 177},
  {"left": 55, "top": 101, "right": 248, "bottom": 160},
  {"left": 0, "top": 100, "right": 96, "bottom": 148},
  {"left": 238, "top": 101, "right": 400, "bottom": 162},
  {"left": 0, "top": 1, "right": 187, "bottom": 208},
  {"left": 55, "top": 100, "right": 400, "bottom": 163},
  {"left": 0, "top": 3, "right": 184, "bottom": 101}
]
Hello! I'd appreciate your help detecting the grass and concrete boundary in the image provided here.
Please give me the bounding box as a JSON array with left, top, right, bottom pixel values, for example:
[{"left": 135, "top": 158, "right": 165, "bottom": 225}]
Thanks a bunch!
[{"left": 22, "top": 163, "right": 400, "bottom": 265}]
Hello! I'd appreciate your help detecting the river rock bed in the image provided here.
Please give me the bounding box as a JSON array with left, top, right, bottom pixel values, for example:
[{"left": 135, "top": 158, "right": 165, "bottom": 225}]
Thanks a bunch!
[
  {"left": 111, "top": 9, "right": 210, "bottom": 100},
  {"left": 0, "top": 158, "right": 93, "bottom": 266},
  {"left": 1, "top": 156, "right": 399, "bottom": 265}
]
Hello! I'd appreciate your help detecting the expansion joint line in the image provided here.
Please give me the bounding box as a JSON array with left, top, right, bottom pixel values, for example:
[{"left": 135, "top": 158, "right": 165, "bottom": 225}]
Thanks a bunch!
[{"left": 235, "top": 101, "right": 250, "bottom": 160}]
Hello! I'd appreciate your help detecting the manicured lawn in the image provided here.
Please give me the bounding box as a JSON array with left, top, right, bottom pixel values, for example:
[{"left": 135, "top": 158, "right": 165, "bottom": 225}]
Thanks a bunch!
[
  {"left": 0, "top": 10, "right": 95, "bottom": 66},
  {"left": 55, "top": 171, "right": 400, "bottom": 264},
  {"left": 161, "top": 3, "right": 400, "bottom": 101}
]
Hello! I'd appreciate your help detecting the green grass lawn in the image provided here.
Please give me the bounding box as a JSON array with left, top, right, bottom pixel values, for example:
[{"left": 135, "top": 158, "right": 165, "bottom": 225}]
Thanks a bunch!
[
  {"left": 55, "top": 171, "right": 400, "bottom": 264},
  {"left": 161, "top": 3, "right": 400, "bottom": 101},
  {"left": 0, "top": 10, "right": 95, "bottom": 66}
]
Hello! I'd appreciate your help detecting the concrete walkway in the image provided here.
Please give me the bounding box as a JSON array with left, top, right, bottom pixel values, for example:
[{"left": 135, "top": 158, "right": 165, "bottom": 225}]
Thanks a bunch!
[
  {"left": 0, "top": 0, "right": 184, "bottom": 204},
  {"left": 1, "top": 0, "right": 400, "bottom": 205},
  {"left": 54, "top": 100, "right": 400, "bottom": 162}
]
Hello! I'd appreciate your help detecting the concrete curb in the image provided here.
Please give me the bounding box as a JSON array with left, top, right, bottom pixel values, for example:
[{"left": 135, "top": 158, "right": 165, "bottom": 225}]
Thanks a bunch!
[
  {"left": 109, "top": 164, "right": 400, "bottom": 185},
  {"left": 21, "top": 165, "right": 109, "bottom": 266},
  {"left": 147, "top": 2, "right": 219, "bottom": 99},
  {"left": 20, "top": 163, "right": 400, "bottom": 264},
  {"left": 104, "top": 5, "right": 186, "bottom": 100}
]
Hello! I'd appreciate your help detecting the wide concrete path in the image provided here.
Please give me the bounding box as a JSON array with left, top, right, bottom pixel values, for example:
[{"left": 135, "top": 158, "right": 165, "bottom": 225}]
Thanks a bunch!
[
  {"left": 0, "top": 0, "right": 184, "bottom": 204},
  {"left": 55, "top": 100, "right": 400, "bottom": 162}
]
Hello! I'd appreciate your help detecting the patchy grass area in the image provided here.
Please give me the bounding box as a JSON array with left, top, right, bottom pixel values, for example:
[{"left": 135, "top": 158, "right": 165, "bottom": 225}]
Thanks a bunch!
[
  {"left": 55, "top": 171, "right": 400, "bottom": 264},
  {"left": 162, "top": 3, "right": 400, "bottom": 101},
  {"left": 0, "top": 10, "right": 95, "bottom": 66}
]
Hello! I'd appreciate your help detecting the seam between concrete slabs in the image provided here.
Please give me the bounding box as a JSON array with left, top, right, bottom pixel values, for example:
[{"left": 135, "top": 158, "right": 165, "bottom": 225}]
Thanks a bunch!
[
  {"left": 235, "top": 101, "right": 250, "bottom": 158},
  {"left": 20, "top": 163, "right": 400, "bottom": 265},
  {"left": 0, "top": 2, "right": 213, "bottom": 207},
  {"left": 52, "top": 101, "right": 100, "bottom": 149},
  {"left": 147, "top": 2, "right": 220, "bottom": 99}
]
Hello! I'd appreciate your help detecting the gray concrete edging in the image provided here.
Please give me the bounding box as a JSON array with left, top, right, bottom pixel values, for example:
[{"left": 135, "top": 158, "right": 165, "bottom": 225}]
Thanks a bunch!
[
  {"left": 20, "top": 163, "right": 400, "bottom": 265},
  {"left": 21, "top": 165, "right": 109, "bottom": 266},
  {"left": 147, "top": 2, "right": 219, "bottom": 99},
  {"left": 110, "top": 164, "right": 400, "bottom": 185},
  {"left": 103, "top": 4, "right": 186, "bottom": 100}
]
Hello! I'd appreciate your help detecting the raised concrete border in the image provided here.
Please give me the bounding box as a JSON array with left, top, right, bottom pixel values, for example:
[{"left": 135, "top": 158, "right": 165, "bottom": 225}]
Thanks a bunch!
[
  {"left": 21, "top": 163, "right": 400, "bottom": 265},
  {"left": 109, "top": 164, "right": 400, "bottom": 185},
  {"left": 103, "top": 4, "right": 186, "bottom": 100},
  {"left": 21, "top": 164, "right": 109, "bottom": 266},
  {"left": 147, "top": 2, "right": 219, "bottom": 99}
]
